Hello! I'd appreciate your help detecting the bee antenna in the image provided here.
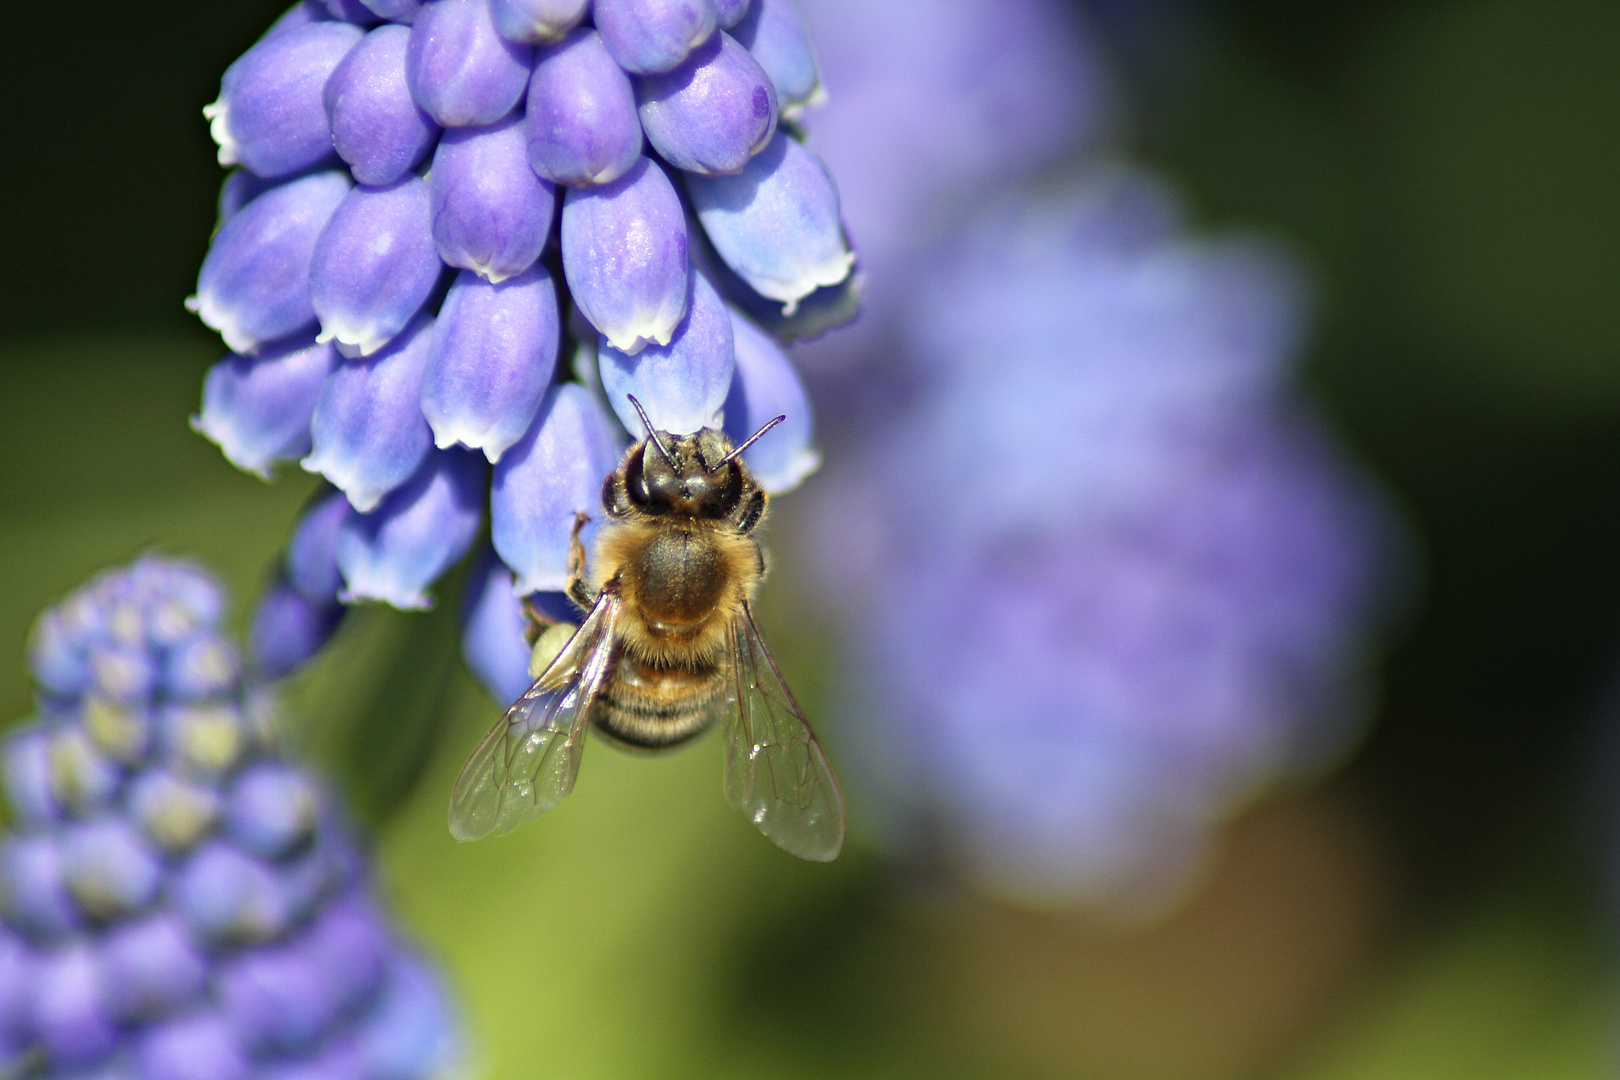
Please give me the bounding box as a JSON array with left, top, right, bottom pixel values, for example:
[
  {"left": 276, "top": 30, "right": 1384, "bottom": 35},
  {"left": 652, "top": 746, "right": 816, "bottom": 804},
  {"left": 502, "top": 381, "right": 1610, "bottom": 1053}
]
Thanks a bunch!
[
  {"left": 626, "top": 395, "right": 677, "bottom": 468},
  {"left": 719, "top": 414, "right": 787, "bottom": 467}
]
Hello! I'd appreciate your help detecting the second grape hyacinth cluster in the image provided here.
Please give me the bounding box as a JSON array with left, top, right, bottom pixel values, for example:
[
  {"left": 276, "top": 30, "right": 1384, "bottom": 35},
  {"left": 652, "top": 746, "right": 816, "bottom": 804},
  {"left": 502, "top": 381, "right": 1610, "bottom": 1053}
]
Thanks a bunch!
[
  {"left": 189, "top": 0, "right": 849, "bottom": 695},
  {"left": 1, "top": 559, "right": 458, "bottom": 1079}
]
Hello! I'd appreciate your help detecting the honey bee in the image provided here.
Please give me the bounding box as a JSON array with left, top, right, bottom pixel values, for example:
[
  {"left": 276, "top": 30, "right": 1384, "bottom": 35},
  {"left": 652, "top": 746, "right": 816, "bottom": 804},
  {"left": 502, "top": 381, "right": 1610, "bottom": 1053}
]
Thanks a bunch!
[{"left": 448, "top": 396, "right": 845, "bottom": 861}]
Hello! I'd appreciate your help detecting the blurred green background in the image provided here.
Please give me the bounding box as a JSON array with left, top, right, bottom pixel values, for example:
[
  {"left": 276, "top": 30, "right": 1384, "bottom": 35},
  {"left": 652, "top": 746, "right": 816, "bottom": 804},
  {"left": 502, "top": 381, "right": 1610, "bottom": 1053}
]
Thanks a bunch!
[{"left": 2, "top": 0, "right": 1619, "bottom": 1076}]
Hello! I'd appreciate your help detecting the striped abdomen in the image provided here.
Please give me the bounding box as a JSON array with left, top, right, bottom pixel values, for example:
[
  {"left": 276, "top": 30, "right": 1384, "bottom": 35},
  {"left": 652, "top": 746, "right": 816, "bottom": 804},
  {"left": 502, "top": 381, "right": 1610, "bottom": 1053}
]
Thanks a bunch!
[{"left": 591, "top": 647, "right": 727, "bottom": 751}]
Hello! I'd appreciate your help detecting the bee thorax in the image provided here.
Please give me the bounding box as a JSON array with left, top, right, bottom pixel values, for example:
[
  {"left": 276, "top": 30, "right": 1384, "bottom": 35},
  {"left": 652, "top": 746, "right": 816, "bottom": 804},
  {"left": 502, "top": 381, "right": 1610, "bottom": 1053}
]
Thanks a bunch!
[{"left": 633, "top": 529, "right": 725, "bottom": 627}]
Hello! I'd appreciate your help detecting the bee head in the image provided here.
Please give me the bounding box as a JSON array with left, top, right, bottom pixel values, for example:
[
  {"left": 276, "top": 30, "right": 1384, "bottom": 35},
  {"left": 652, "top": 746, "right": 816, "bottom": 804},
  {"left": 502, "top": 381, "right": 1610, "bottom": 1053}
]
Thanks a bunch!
[{"left": 619, "top": 396, "right": 785, "bottom": 520}]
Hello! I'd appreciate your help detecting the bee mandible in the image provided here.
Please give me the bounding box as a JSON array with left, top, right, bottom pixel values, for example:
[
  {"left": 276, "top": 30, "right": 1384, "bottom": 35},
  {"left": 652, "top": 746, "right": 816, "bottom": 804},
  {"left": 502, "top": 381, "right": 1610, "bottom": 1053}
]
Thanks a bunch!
[{"left": 448, "top": 395, "right": 845, "bottom": 861}]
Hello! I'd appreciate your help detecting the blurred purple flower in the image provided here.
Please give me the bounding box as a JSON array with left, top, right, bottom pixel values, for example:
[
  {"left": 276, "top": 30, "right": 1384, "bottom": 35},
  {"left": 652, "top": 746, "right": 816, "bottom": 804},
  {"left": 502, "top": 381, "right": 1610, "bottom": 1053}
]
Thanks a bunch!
[
  {"left": 189, "top": 0, "right": 844, "bottom": 706},
  {"left": 0, "top": 558, "right": 460, "bottom": 1078},
  {"left": 793, "top": 0, "right": 1114, "bottom": 363},
  {"left": 813, "top": 172, "right": 1401, "bottom": 912}
]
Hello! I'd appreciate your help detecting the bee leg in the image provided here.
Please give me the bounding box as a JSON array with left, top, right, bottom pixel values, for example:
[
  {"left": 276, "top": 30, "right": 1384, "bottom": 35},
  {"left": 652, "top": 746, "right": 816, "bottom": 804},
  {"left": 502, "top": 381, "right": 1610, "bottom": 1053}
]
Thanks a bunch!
[
  {"left": 519, "top": 597, "right": 547, "bottom": 647},
  {"left": 566, "top": 511, "right": 595, "bottom": 613}
]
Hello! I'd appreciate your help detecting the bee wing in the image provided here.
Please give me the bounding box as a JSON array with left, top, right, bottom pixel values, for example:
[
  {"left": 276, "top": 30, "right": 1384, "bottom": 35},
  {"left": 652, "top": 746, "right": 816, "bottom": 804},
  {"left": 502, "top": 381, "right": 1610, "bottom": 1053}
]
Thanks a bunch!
[
  {"left": 447, "top": 588, "right": 623, "bottom": 842},
  {"left": 722, "top": 600, "right": 846, "bottom": 861}
]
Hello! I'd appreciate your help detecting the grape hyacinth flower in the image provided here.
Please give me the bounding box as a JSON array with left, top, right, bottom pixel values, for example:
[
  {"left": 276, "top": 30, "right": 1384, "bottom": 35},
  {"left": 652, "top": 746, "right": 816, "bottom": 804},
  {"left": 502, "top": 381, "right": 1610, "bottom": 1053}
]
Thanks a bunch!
[
  {"left": 188, "top": 0, "right": 848, "bottom": 703},
  {"left": 814, "top": 171, "right": 1401, "bottom": 913},
  {"left": 0, "top": 557, "right": 460, "bottom": 1078}
]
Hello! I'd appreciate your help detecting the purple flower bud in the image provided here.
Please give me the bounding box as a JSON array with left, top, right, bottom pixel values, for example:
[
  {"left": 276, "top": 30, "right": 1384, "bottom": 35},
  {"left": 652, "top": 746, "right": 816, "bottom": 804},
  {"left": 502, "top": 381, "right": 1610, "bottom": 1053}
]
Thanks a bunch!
[
  {"left": 225, "top": 764, "right": 320, "bottom": 859},
  {"left": 143, "top": 563, "right": 228, "bottom": 634},
  {"left": 422, "top": 266, "right": 560, "bottom": 461},
  {"left": 219, "top": 945, "right": 341, "bottom": 1054},
  {"left": 712, "top": 0, "right": 747, "bottom": 27},
  {"left": 325, "top": 25, "right": 441, "bottom": 186},
  {"left": 47, "top": 727, "right": 122, "bottom": 818},
  {"left": 174, "top": 842, "right": 292, "bottom": 945},
  {"left": 159, "top": 703, "right": 248, "bottom": 779},
  {"left": 406, "top": 0, "right": 535, "bottom": 127},
  {"left": 206, "top": 23, "right": 362, "bottom": 178},
  {"left": 104, "top": 620, "right": 150, "bottom": 662},
  {"left": 303, "top": 315, "right": 435, "bottom": 512},
  {"left": 359, "top": 0, "right": 421, "bottom": 21},
  {"left": 55, "top": 593, "right": 107, "bottom": 649},
  {"left": 688, "top": 132, "right": 852, "bottom": 312},
  {"left": 0, "top": 933, "right": 29, "bottom": 1060},
  {"left": 429, "top": 114, "right": 556, "bottom": 282},
  {"left": 261, "top": 1042, "right": 365, "bottom": 1080},
  {"left": 97, "top": 598, "right": 142, "bottom": 651},
  {"left": 490, "top": 0, "right": 588, "bottom": 43},
  {"left": 3, "top": 727, "right": 58, "bottom": 827},
  {"left": 89, "top": 644, "right": 157, "bottom": 704},
  {"left": 460, "top": 548, "right": 533, "bottom": 703},
  {"left": 326, "top": 0, "right": 384, "bottom": 23},
  {"left": 1, "top": 835, "right": 81, "bottom": 937},
  {"left": 356, "top": 954, "right": 461, "bottom": 1080},
  {"left": 189, "top": 170, "right": 353, "bottom": 355},
  {"left": 34, "top": 944, "right": 116, "bottom": 1069},
  {"left": 723, "top": 308, "right": 816, "bottom": 492},
  {"left": 635, "top": 31, "right": 777, "bottom": 176},
  {"left": 136, "top": 1010, "right": 252, "bottom": 1080},
  {"left": 288, "top": 490, "right": 352, "bottom": 602},
  {"left": 82, "top": 697, "right": 152, "bottom": 764},
  {"left": 276, "top": 829, "right": 355, "bottom": 921},
  {"left": 218, "top": 167, "right": 279, "bottom": 224},
  {"left": 192, "top": 338, "right": 338, "bottom": 479},
  {"left": 100, "top": 914, "right": 211, "bottom": 1020},
  {"left": 128, "top": 771, "right": 221, "bottom": 854},
  {"left": 163, "top": 633, "right": 241, "bottom": 699},
  {"left": 306, "top": 891, "right": 391, "bottom": 1011},
  {"left": 28, "top": 610, "right": 89, "bottom": 699},
  {"left": 560, "top": 157, "right": 688, "bottom": 353},
  {"left": 61, "top": 819, "right": 163, "bottom": 920},
  {"left": 336, "top": 450, "right": 486, "bottom": 608},
  {"left": 265, "top": 0, "right": 333, "bottom": 40},
  {"left": 730, "top": 0, "right": 819, "bottom": 115},
  {"left": 310, "top": 176, "right": 443, "bottom": 357},
  {"left": 595, "top": 0, "right": 716, "bottom": 75},
  {"left": 600, "top": 266, "right": 735, "bottom": 435},
  {"left": 492, "top": 384, "right": 623, "bottom": 593},
  {"left": 146, "top": 599, "right": 211, "bottom": 654},
  {"left": 525, "top": 28, "right": 643, "bottom": 187},
  {"left": 251, "top": 581, "right": 347, "bottom": 678}
]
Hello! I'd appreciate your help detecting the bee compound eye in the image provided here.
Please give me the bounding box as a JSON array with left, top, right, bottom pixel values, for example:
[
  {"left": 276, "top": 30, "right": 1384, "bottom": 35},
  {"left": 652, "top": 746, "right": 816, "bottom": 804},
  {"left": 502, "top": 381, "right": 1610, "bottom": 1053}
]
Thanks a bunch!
[
  {"left": 624, "top": 449, "right": 652, "bottom": 506},
  {"left": 644, "top": 471, "right": 682, "bottom": 509}
]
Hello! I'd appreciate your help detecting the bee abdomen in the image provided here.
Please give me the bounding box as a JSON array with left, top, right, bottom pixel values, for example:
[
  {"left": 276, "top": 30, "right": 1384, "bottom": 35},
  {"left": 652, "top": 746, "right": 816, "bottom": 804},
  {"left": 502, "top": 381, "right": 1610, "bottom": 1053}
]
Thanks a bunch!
[{"left": 592, "top": 657, "right": 726, "bottom": 751}]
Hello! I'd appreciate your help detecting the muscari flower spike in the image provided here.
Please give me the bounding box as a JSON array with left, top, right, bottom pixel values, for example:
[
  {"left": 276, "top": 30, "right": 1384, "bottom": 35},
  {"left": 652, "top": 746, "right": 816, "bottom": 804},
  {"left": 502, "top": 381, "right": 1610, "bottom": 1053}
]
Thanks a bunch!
[
  {"left": 0, "top": 557, "right": 460, "bottom": 1079},
  {"left": 188, "top": 0, "right": 850, "bottom": 702},
  {"left": 815, "top": 171, "right": 1401, "bottom": 915}
]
